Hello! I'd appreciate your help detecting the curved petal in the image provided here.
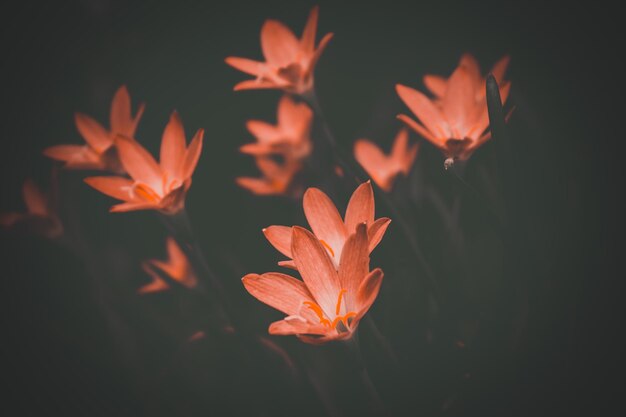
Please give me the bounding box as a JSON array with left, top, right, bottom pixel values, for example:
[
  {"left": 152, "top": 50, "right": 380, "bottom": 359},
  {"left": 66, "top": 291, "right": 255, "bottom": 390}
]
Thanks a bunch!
[
  {"left": 396, "top": 84, "right": 450, "bottom": 139},
  {"left": 354, "top": 140, "right": 392, "bottom": 191},
  {"left": 160, "top": 112, "right": 187, "bottom": 178},
  {"left": 84, "top": 176, "right": 135, "bottom": 202},
  {"left": 181, "top": 129, "right": 204, "bottom": 181},
  {"left": 110, "top": 85, "right": 133, "bottom": 136},
  {"left": 397, "top": 114, "right": 442, "bottom": 146},
  {"left": 355, "top": 268, "right": 384, "bottom": 320},
  {"left": 300, "top": 6, "right": 319, "bottom": 53},
  {"left": 423, "top": 74, "right": 447, "bottom": 98},
  {"left": 338, "top": 223, "right": 369, "bottom": 312},
  {"left": 367, "top": 217, "right": 391, "bottom": 253},
  {"left": 344, "top": 181, "right": 375, "bottom": 234},
  {"left": 243, "top": 272, "right": 314, "bottom": 316},
  {"left": 302, "top": 187, "right": 347, "bottom": 256},
  {"left": 269, "top": 316, "right": 328, "bottom": 336},
  {"left": 443, "top": 65, "right": 476, "bottom": 137},
  {"left": 490, "top": 55, "right": 510, "bottom": 85},
  {"left": 110, "top": 201, "right": 160, "bottom": 213},
  {"left": 261, "top": 19, "right": 299, "bottom": 66},
  {"left": 234, "top": 79, "right": 281, "bottom": 91},
  {"left": 114, "top": 136, "right": 162, "bottom": 189},
  {"left": 263, "top": 225, "right": 293, "bottom": 258},
  {"left": 291, "top": 226, "right": 342, "bottom": 318},
  {"left": 225, "top": 57, "right": 266, "bottom": 76},
  {"left": 246, "top": 120, "right": 281, "bottom": 143},
  {"left": 22, "top": 180, "right": 48, "bottom": 216},
  {"left": 390, "top": 128, "right": 410, "bottom": 162},
  {"left": 308, "top": 32, "right": 333, "bottom": 74},
  {"left": 43, "top": 144, "right": 103, "bottom": 168},
  {"left": 74, "top": 113, "right": 112, "bottom": 153}
]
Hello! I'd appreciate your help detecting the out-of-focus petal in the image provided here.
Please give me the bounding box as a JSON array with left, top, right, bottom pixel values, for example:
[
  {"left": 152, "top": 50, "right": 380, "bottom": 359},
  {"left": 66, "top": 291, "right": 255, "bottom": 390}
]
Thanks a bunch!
[
  {"left": 300, "top": 5, "right": 319, "bottom": 53},
  {"left": 22, "top": 179, "right": 48, "bottom": 216},
  {"left": 160, "top": 112, "right": 187, "bottom": 178},
  {"left": 225, "top": 57, "right": 266, "bottom": 76},
  {"left": 234, "top": 79, "right": 281, "bottom": 91},
  {"left": 442, "top": 65, "right": 476, "bottom": 137},
  {"left": 74, "top": 113, "right": 112, "bottom": 153},
  {"left": 423, "top": 75, "right": 447, "bottom": 98},
  {"left": 261, "top": 20, "right": 300, "bottom": 66},
  {"left": 180, "top": 129, "right": 204, "bottom": 181},
  {"left": 84, "top": 176, "right": 134, "bottom": 201},
  {"left": 397, "top": 114, "right": 440, "bottom": 145},
  {"left": 396, "top": 84, "right": 450, "bottom": 139},
  {"left": 354, "top": 140, "right": 392, "bottom": 191},
  {"left": 114, "top": 135, "right": 162, "bottom": 188}
]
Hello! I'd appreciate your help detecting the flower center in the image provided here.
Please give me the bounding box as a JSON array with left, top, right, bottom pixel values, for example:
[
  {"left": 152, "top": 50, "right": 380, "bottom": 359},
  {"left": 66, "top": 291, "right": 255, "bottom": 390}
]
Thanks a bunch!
[
  {"left": 303, "top": 289, "right": 357, "bottom": 331},
  {"left": 134, "top": 183, "right": 161, "bottom": 202}
]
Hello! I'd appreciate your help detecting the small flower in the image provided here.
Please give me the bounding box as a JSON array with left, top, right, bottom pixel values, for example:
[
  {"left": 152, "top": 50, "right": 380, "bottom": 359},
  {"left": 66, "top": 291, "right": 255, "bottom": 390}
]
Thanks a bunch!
[
  {"left": 84, "top": 112, "right": 203, "bottom": 214},
  {"left": 0, "top": 179, "right": 63, "bottom": 239},
  {"left": 139, "top": 237, "right": 197, "bottom": 294},
  {"left": 236, "top": 157, "right": 301, "bottom": 196},
  {"left": 44, "top": 86, "right": 145, "bottom": 172},
  {"left": 263, "top": 181, "right": 391, "bottom": 269},
  {"left": 225, "top": 6, "right": 333, "bottom": 94},
  {"left": 243, "top": 224, "right": 384, "bottom": 344},
  {"left": 396, "top": 54, "right": 511, "bottom": 163},
  {"left": 354, "top": 128, "right": 419, "bottom": 192},
  {"left": 240, "top": 95, "right": 313, "bottom": 161}
]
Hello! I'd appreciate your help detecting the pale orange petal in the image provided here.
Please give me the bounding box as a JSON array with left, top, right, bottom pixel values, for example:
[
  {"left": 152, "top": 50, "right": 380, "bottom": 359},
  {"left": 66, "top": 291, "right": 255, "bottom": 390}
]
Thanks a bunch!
[
  {"left": 344, "top": 181, "right": 375, "bottom": 234},
  {"left": 181, "top": 129, "right": 204, "bottom": 180},
  {"left": 263, "top": 225, "right": 293, "bottom": 258},
  {"left": 160, "top": 112, "right": 187, "bottom": 178},
  {"left": 458, "top": 53, "right": 481, "bottom": 85},
  {"left": 261, "top": 20, "right": 300, "bottom": 66},
  {"left": 236, "top": 177, "right": 284, "bottom": 195},
  {"left": 246, "top": 120, "right": 281, "bottom": 143},
  {"left": 84, "top": 176, "right": 135, "bottom": 202},
  {"left": 396, "top": 84, "right": 450, "bottom": 138},
  {"left": 110, "top": 201, "right": 160, "bottom": 213},
  {"left": 291, "top": 226, "right": 342, "bottom": 318},
  {"left": 165, "top": 237, "right": 189, "bottom": 276},
  {"left": 338, "top": 223, "right": 369, "bottom": 312},
  {"left": 139, "top": 262, "right": 169, "bottom": 294},
  {"left": 355, "top": 268, "right": 384, "bottom": 319},
  {"left": 423, "top": 75, "right": 447, "bottom": 97},
  {"left": 490, "top": 55, "right": 510, "bottom": 85},
  {"left": 114, "top": 135, "right": 162, "bottom": 188},
  {"left": 243, "top": 272, "right": 314, "bottom": 316},
  {"left": 397, "top": 114, "right": 441, "bottom": 146},
  {"left": 225, "top": 57, "right": 265, "bottom": 76},
  {"left": 234, "top": 79, "right": 281, "bottom": 91},
  {"left": 74, "top": 113, "right": 112, "bottom": 153},
  {"left": 302, "top": 188, "right": 347, "bottom": 254},
  {"left": 442, "top": 65, "right": 476, "bottom": 137},
  {"left": 110, "top": 86, "right": 133, "bottom": 136},
  {"left": 300, "top": 5, "right": 319, "bottom": 53},
  {"left": 22, "top": 180, "right": 48, "bottom": 216},
  {"left": 43, "top": 144, "right": 103, "bottom": 169},
  {"left": 390, "top": 128, "right": 410, "bottom": 162},
  {"left": 269, "top": 316, "right": 328, "bottom": 336},
  {"left": 354, "top": 139, "right": 392, "bottom": 191},
  {"left": 367, "top": 217, "right": 391, "bottom": 252},
  {"left": 308, "top": 32, "right": 333, "bottom": 73}
]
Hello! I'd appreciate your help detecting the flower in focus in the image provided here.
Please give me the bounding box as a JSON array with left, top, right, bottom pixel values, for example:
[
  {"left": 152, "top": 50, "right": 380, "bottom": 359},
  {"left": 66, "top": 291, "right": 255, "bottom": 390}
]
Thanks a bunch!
[
  {"left": 225, "top": 6, "right": 333, "bottom": 94},
  {"left": 354, "top": 128, "right": 419, "bottom": 192},
  {"left": 236, "top": 157, "right": 301, "bottom": 196},
  {"left": 243, "top": 224, "right": 384, "bottom": 344},
  {"left": 0, "top": 179, "right": 63, "bottom": 238},
  {"left": 240, "top": 95, "right": 313, "bottom": 161},
  {"left": 44, "top": 86, "right": 145, "bottom": 172},
  {"left": 263, "top": 181, "right": 391, "bottom": 269},
  {"left": 139, "top": 237, "right": 197, "bottom": 294},
  {"left": 84, "top": 112, "right": 203, "bottom": 214},
  {"left": 396, "top": 54, "right": 511, "bottom": 164}
]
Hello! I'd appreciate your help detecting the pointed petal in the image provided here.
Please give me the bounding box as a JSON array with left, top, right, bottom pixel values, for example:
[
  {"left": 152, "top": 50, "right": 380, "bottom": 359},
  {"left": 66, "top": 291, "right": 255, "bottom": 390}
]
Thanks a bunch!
[
  {"left": 181, "top": 129, "right": 204, "bottom": 180},
  {"left": 84, "top": 176, "right": 135, "bottom": 201},
  {"left": 397, "top": 114, "right": 442, "bottom": 146},
  {"left": 225, "top": 57, "right": 266, "bottom": 76},
  {"left": 458, "top": 53, "right": 481, "bottom": 85},
  {"left": 114, "top": 135, "right": 162, "bottom": 188},
  {"left": 423, "top": 75, "right": 447, "bottom": 97},
  {"left": 165, "top": 237, "right": 189, "bottom": 274},
  {"left": 443, "top": 65, "right": 476, "bottom": 136},
  {"left": 368, "top": 217, "right": 391, "bottom": 252},
  {"left": 246, "top": 120, "right": 281, "bottom": 143},
  {"left": 355, "top": 268, "right": 384, "bottom": 319},
  {"left": 338, "top": 223, "right": 369, "bottom": 311},
  {"left": 308, "top": 32, "right": 333, "bottom": 73},
  {"left": 74, "top": 113, "right": 112, "bottom": 153},
  {"left": 396, "top": 84, "right": 450, "bottom": 138},
  {"left": 22, "top": 180, "right": 48, "bottom": 216},
  {"left": 269, "top": 316, "right": 328, "bottom": 336},
  {"left": 110, "top": 86, "right": 133, "bottom": 136},
  {"left": 278, "top": 260, "right": 297, "bottom": 269},
  {"left": 139, "top": 262, "right": 169, "bottom": 294},
  {"left": 302, "top": 187, "right": 347, "bottom": 257},
  {"left": 243, "top": 272, "right": 314, "bottom": 316},
  {"left": 234, "top": 79, "right": 281, "bottom": 91},
  {"left": 391, "top": 128, "right": 410, "bottom": 161},
  {"left": 263, "top": 225, "right": 293, "bottom": 258},
  {"left": 237, "top": 177, "right": 279, "bottom": 195},
  {"left": 344, "top": 182, "right": 375, "bottom": 234},
  {"left": 354, "top": 139, "right": 392, "bottom": 191},
  {"left": 301, "top": 6, "right": 319, "bottom": 52},
  {"left": 43, "top": 144, "right": 103, "bottom": 169},
  {"left": 490, "top": 55, "right": 510, "bottom": 84},
  {"left": 261, "top": 19, "right": 300, "bottom": 66},
  {"left": 291, "top": 226, "right": 342, "bottom": 317},
  {"left": 110, "top": 201, "right": 160, "bottom": 213},
  {"left": 160, "top": 112, "right": 187, "bottom": 178}
]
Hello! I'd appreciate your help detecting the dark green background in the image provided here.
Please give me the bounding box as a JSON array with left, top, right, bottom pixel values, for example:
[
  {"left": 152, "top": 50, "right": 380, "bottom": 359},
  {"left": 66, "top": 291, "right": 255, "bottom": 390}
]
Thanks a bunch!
[{"left": 1, "top": 0, "right": 622, "bottom": 416}]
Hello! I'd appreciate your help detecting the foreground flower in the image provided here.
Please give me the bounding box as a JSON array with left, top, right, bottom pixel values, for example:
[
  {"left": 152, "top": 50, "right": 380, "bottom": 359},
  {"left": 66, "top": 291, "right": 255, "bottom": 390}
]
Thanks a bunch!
[
  {"left": 0, "top": 179, "right": 62, "bottom": 238},
  {"left": 139, "top": 237, "right": 197, "bottom": 294},
  {"left": 225, "top": 6, "right": 333, "bottom": 94},
  {"left": 263, "top": 181, "right": 391, "bottom": 268},
  {"left": 84, "top": 112, "right": 203, "bottom": 214},
  {"left": 236, "top": 157, "right": 301, "bottom": 196},
  {"left": 243, "top": 224, "right": 384, "bottom": 344},
  {"left": 396, "top": 54, "right": 511, "bottom": 164},
  {"left": 354, "top": 129, "right": 419, "bottom": 192},
  {"left": 240, "top": 95, "right": 313, "bottom": 160},
  {"left": 44, "top": 86, "right": 145, "bottom": 172}
]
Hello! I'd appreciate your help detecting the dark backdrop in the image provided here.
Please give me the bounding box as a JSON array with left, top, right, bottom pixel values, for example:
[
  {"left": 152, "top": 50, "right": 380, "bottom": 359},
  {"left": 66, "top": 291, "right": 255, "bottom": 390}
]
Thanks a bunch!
[{"left": 1, "top": 0, "right": 623, "bottom": 416}]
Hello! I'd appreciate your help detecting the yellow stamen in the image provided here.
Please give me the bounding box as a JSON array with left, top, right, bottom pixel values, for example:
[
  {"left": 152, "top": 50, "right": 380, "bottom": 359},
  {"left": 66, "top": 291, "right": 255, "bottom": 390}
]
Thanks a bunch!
[
  {"left": 304, "top": 292, "right": 357, "bottom": 331},
  {"left": 335, "top": 289, "right": 347, "bottom": 315},
  {"left": 319, "top": 239, "right": 335, "bottom": 258}
]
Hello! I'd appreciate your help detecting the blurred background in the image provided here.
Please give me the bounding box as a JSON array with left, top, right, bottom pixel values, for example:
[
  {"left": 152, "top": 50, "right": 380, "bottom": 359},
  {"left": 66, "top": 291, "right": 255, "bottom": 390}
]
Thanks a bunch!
[{"left": 1, "top": 0, "right": 623, "bottom": 416}]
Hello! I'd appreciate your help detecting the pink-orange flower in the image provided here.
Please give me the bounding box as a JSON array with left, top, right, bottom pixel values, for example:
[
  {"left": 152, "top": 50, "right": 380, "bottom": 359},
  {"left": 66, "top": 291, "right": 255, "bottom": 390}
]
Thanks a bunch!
[
  {"left": 225, "top": 6, "right": 333, "bottom": 94},
  {"left": 84, "top": 112, "right": 203, "bottom": 214},
  {"left": 139, "top": 237, "right": 197, "bottom": 294},
  {"left": 396, "top": 54, "right": 511, "bottom": 164},
  {"left": 263, "top": 181, "right": 391, "bottom": 269},
  {"left": 354, "top": 128, "right": 419, "bottom": 192},
  {"left": 243, "top": 224, "right": 384, "bottom": 344},
  {"left": 44, "top": 86, "right": 145, "bottom": 172},
  {"left": 236, "top": 157, "right": 301, "bottom": 196},
  {"left": 240, "top": 95, "right": 313, "bottom": 160},
  {"left": 0, "top": 179, "right": 62, "bottom": 238}
]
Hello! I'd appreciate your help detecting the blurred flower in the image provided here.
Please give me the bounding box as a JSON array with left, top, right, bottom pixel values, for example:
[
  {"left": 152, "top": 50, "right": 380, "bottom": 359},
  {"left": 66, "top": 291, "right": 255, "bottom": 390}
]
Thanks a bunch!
[
  {"left": 236, "top": 157, "right": 301, "bottom": 196},
  {"left": 263, "top": 181, "right": 391, "bottom": 269},
  {"left": 396, "top": 54, "right": 511, "bottom": 164},
  {"left": 44, "top": 85, "right": 145, "bottom": 172},
  {"left": 139, "top": 237, "right": 197, "bottom": 294},
  {"left": 225, "top": 6, "right": 333, "bottom": 94},
  {"left": 240, "top": 95, "right": 313, "bottom": 161},
  {"left": 84, "top": 112, "right": 203, "bottom": 214},
  {"left": 243, "top": 224, "right": 384, "bottom": 344},
  {"left": 354, "top": 128, "right": 419, "bottom": 192},
  {"left": 0, "top": 179, "right": 62, "bottom": 238}
]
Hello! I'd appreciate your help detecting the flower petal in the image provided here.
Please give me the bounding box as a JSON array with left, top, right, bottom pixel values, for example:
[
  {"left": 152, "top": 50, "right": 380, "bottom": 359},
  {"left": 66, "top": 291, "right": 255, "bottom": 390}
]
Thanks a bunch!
[
  {"left": 396, "top": 84, "right": 450, "bottom": 139},
  {"left": 225, "top": 57, "right": 266, "bottom": 76},
  {"left": 109, "top": 85, "right": 138, "bottom": 136},
  {"left": 344, "top": 181, "right": 375, "bottom": 234},
  {"left": 74, "top": 113, "right": 112, "bottom": 153},
  {"left": 160, "top": 112, "right": 187, "bottom": 178},
  {"left": 354, "top": 140, "right": 392, "bottom": 192},
  {"left": 355, "top": 268, "right": 384, "bottom": 319},
  {"left": 246, "top": 120, "right": 281, "bottom": 143},
  {"left": 338, "top": 223, "right": 369, "bottom": 312},
  {"left": 261, "top": 19, "right": 300, "bottom": 66},
  {"left": 490, "top": 55, "right": 510, "bottom": 85},
  {"left": 243, "top": 272, "right": 314, "bottom": 316},
  {"left": 43, "top": 144, "right": 103, "bottom": 169},
  {"left": 263, "top": 225, "right": 293, "bottom": 258},
  {"left": 181, "top": 129, "right": 204, "bottom": 181},
  {"left": 22, "top": 180, "right": 48, "bottom": 216},
  {"left": 442, "top": 65, "right": 476, "bottom": 137},
  {"left": 291, "top": 226, "right": 342, "bottom": 318},
  {"left": 269, "top": 316, "right": 328, "bottom": 336},
  {"left": 397, "top": 114, "right": 441, "bottom": 146},
  {"left": 110, "top": 201, "right": 160, "bottom": 213},
  {"left": 302, "top": 187, "right": 347, "bottom": 257},
  {"left": 423, "top": 74, "right": 447, "bottom": 97},
  {"left": 139, "top": 262, "right": 170, "bottom": 294},
  {"left": 114, "top": 135, "right": 162, "bottom": 188},
  {"left": 300, "top": 5, "right": 319, "bottom": 53},
  {"left": 308, "top": 32, "right": 333, "bottom": 74},
  {"left": 234, "top": 79, "right": 281, "bottom": 91},
  {"left": 368, "top": 217, "right": 391, "bottom": 252},
  {"left": 84, "top": 176, "right": 135, "bottom": 201}
]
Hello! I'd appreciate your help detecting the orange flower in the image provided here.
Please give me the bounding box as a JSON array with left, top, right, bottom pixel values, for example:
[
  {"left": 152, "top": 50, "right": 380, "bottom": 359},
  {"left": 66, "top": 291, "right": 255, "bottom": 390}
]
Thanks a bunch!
[
  {"left": 225, "top": 6, "right": 333, "bottom": 94},
  {"left": 0, "top": 179, "right": 62, "bottom": 238},
  {"left": 236, "top": 157, "right": 301, "bottom": 196},
  {"left": 84, "top": 112, "right": 203, "bottom": 214},
  {"left": 240, "top": 95, "right": 313, "bottom": 160},
  {"left": 396, "top": 54, "right": 511, "bottom": 164},
  {"left": 263, "top": 181, "right": 391, "bottom": 269},
  {"left": 44, "top": 86, "right": 145, "bottom": 172},
  {"left": 354, "top": 128, "right": 419, "bottom": 192},
  {"left": 139, "top": 237, "right": 197, "bottom": 294},
  {"left": 243, "top": 224, "right": 384, "bottom": 344}
]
